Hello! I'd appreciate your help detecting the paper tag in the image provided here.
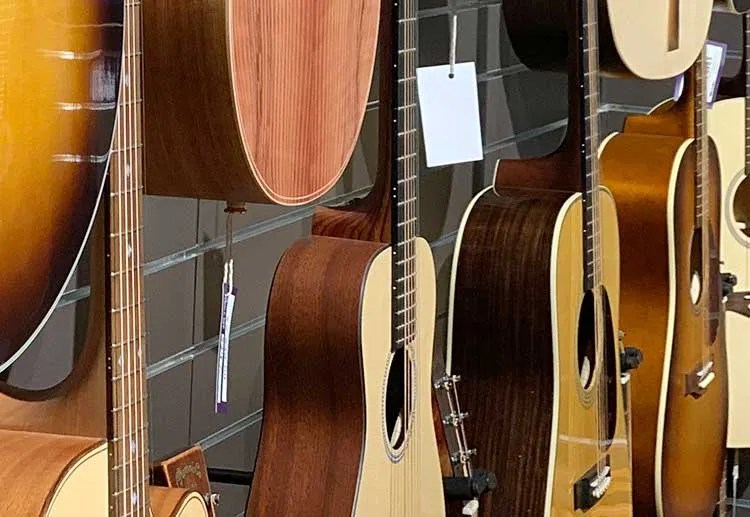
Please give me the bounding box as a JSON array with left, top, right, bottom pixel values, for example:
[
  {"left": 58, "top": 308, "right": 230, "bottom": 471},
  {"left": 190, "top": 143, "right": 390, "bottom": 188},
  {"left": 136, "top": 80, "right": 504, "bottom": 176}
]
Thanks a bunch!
[
  {"left": 705, "top": 40, "right": 727, "bottom": 107},
  {"left": 215, "top": 282, "right": 237, "bottom": 414},
  {"left": 673, "top": 41, "right": 728, "bottom": 107},
  {"left": 416, "top": 62, "right": 483, "bottom": 168}
]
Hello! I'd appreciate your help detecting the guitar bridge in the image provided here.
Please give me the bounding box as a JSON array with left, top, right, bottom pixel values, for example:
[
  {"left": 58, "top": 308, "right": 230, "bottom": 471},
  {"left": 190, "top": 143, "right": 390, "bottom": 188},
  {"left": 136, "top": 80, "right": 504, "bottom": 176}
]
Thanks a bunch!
[
  {"left": 685, "top": 361, "right": 715, "bottom": 398},
  {"left": 574, "top": 456, "right": 611, "bottom": 511}
]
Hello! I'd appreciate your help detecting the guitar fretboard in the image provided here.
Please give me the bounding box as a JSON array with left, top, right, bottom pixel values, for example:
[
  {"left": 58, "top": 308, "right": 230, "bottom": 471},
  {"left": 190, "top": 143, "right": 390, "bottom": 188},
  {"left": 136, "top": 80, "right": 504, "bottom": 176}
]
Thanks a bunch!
[
  {"left": 581, "top": 0, "right": 602, "bottom": 292},
  {"left": 695, "top": 49, "right": 709, "bottom": 229},
  {"left": 108, "top": 1, "right": 148, "bottom": 515},
  {"left": 391, "top": 0, "right": 419, "bottom": 351}
]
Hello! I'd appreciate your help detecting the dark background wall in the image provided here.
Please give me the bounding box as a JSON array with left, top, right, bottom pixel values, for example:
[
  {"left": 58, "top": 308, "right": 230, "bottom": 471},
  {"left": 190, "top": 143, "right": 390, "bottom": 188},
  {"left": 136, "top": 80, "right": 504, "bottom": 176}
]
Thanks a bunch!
[{"left": 5, "top": 3, "right": 743, "bottom": 516}]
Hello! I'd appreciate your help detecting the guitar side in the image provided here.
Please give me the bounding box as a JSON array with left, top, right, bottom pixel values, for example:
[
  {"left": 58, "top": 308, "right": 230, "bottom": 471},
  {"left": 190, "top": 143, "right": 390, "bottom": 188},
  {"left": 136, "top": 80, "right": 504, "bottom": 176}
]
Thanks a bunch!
[
  {"left": 600, "top": 131, "right": 728, "bottom": 516},
  {"left": 707, "top": 97, "right": 750, "bottom": 449},
  {"left": 248, "top": 236, "right": 445, "bottom": 516},
  {"left": 448, "top": 184, "right": 631, "bottom": 516}
]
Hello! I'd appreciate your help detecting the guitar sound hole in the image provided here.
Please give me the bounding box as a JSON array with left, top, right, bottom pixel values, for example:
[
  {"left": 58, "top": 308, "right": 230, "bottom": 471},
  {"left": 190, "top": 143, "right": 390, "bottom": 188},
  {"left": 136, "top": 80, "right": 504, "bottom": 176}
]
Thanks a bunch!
[
  {"left": 733, "top": 174, "right": 750, "bottom": 238},
  {"left": 384, "top": 348, "right": 407, "bottom": 452},
  {"left": 689, "top": 228, "right": 703, "bottom": 306},
  {"left": 576, "top": 291, "right": 597, "bottom": 391}
]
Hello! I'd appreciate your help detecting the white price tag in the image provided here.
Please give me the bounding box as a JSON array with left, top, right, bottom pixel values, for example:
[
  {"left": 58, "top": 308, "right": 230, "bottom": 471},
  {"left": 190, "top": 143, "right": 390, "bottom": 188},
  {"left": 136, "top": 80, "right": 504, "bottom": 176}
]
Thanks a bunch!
[
  {"left": 673, "top": 41, "right": 727, "bottom": 107},
  {"left": 416, "top": 62, "right": 483, "bottom": 168},
  {"left": 704, "top": 40, "right": 727, "bottom": 107},
  {"left": 215, "top": 281, "right": 237, "bottom": 414}
]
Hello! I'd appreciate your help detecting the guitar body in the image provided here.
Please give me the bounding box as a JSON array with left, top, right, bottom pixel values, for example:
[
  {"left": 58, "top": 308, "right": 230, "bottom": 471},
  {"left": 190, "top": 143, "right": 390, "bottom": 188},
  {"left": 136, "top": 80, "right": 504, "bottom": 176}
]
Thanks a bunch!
[
  {"left": 707, "top": 97, "right": 750, "bottom": 448},
  {"left": 0, "top": 430, "right": 108, "bottom": 516},
  {"left": 600, "top": 130, "right": 728, "bottom": 516},
  {"left": 150, "top": 487, "right": 209, "bottom": 517},
  {"left": 0, "top": 1, "right": 122, "bottom": 369},
  {"left": 503, "top": 0, "right": 711, "bottom": 79},
  {"left": 449, "top": 179, "right": 631, "bottom": 516},
  {"left": 142, "top": 0, "right": 379, "bottom": 205},
  {"left": 249, "top": 236, "right": 445, "bottom": 516}
]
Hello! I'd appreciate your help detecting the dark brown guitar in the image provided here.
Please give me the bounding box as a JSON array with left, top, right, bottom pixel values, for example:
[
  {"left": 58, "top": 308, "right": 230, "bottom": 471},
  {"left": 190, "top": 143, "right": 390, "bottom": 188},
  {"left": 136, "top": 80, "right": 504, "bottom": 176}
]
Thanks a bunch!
[
  {"left": 447, "top": 0, "right": 633, "bottom": 514},
  {"left": 600, "top": 52, "right": 728, "bottom": 515}
]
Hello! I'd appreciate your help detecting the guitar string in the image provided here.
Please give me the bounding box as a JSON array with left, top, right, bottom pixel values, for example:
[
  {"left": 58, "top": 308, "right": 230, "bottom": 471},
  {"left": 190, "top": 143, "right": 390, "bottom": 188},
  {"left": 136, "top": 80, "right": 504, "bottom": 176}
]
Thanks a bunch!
[
  {"left": 128, "top": 0, "right": 147, "bottom": 512},
  {"left": 124, "top": 0, "right": 137, "bottom": 510},
  {"left": 581, "top": 0, "right": 602, "bottom": 481}
]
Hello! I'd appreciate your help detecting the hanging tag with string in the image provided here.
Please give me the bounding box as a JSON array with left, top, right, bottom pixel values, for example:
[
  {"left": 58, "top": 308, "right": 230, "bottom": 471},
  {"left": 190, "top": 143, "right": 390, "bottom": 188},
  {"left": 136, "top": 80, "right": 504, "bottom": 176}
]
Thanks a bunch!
[
  {"left": 416, "top": 13, "right": 483, "bottom": 168},
  {"left": 215, "top": 203, "right": 244, "bottom": 413}
]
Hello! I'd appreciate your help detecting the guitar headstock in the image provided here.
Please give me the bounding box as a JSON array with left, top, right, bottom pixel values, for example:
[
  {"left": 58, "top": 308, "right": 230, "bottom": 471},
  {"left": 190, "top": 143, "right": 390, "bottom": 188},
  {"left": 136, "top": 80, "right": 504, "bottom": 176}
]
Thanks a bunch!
[{"left": 153, "top": 446, "right": 218, "bottom": 517}]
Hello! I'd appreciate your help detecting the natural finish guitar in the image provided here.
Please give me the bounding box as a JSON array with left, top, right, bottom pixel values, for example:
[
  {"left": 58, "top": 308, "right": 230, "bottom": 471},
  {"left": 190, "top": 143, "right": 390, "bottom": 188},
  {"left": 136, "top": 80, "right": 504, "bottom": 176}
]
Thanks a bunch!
[
  {"left": 709, "top": 15, "right": 750, "bottom": 450},
  {"left": 0, "top": 2, "right": 208, "bottom": 515},
  {"left": 142, "top": 0, "right": 379, "bottom": 205},
  {"left": 0, "top": 1, "right": 122, "bottom": 371},
  {"left": 600, "top": 54, "right": 728, "bottom": 515},
  {"left": 247, "top": 1, "right": 445, "bottom": 515},
  {"left": 447, "top": 0, "right": 632, "bottom": 515}
]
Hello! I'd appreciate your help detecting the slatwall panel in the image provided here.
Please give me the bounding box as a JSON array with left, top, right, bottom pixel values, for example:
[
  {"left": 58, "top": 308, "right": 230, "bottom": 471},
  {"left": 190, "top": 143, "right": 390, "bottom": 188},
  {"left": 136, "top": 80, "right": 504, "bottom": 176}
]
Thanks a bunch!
[{"left": 4, "top": 3, "right": 742, "bottom": 516}]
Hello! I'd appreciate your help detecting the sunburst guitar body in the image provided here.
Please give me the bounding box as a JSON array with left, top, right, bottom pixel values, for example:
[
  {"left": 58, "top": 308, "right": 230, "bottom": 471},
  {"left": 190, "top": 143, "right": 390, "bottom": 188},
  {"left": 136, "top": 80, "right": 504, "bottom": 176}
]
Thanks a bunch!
[
  {"left": 600, "top": 61, "right": 728, "bottom": 515},
  {"left": 708, "top": 96, "right": 750, "bottom": 448},
  {"left": 0, "top": 1, "right": 122, "bottom": 371}
]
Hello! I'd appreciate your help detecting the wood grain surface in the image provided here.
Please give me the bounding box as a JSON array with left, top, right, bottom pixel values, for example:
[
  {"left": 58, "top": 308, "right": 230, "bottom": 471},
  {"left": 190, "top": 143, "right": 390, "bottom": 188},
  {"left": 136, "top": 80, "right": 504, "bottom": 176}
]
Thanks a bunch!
[
  {"left": 450, "top": 188, "right": 566, "bottom": 515},
  {"left": 0, "top": 430, "right": 107, "bottom": 516},
  {"left": 248, "top": 236, "right": 384, "bottom": 515},
  {"left": 143, "top": 0, "right": 380, "bottom": 205}
]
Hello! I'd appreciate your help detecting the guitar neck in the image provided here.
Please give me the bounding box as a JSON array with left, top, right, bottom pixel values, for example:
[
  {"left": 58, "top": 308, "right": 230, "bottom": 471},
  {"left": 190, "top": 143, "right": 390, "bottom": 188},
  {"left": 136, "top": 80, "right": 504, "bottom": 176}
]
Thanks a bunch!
[
  {"left": 579, "top": 0, "right": 602, "bottom": 292},
  {"left": 390, "top": 0, "right": 418, "bottom": 352},
  {"left": 108, "top": 0, "right": 149, "bottom": 514},
  {"left": 693, "top": 49, "right": 710, "bottom": 231}
]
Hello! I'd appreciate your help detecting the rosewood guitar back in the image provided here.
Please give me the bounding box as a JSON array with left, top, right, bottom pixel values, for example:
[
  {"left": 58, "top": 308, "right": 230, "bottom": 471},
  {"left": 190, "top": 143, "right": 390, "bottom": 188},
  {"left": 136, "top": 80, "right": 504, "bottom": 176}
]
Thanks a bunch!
[{"left": 142, "top": 1, "right": 380, "bottom": 205}]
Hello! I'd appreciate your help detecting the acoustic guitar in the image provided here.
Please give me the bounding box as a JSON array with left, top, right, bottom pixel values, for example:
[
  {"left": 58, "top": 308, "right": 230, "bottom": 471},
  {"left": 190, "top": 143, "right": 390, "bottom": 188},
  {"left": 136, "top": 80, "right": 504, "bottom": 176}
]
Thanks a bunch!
[
  {"left": 247, "top": 0, "right": 446, "bottom": 514},
  {"left": 599, "top": 51, "right": 728, "bottom": 515},
  {"left": 447, "top": 0, "right": 632, "bottom": 515},
  {"left": 0, "top": 1, "right": 122, "bottom": 371},
  {"left": 0, "top": 2, "right": 208, "bottom": 514},
  {"left": 141, "top": 0, "right": 380, "bottom": 205},
  {"left": 709, "top": 14, "right": 750, "bottom": 450},
  {"left": 503, "top": 0, "right": 711, "bottom": 80}
]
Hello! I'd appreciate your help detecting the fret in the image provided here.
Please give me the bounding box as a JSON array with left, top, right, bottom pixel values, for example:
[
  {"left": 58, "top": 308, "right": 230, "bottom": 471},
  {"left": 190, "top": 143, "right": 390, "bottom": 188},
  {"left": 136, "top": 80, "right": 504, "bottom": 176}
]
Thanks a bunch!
[
  {"left": 580, "top": 0, "right": 602, "bottom": 291},
  {"left": 110, "top": 186, "right": 144, "bottom": 198},
  {"left": 111, "top": 394, "right": 147, "bottom": 413}
]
